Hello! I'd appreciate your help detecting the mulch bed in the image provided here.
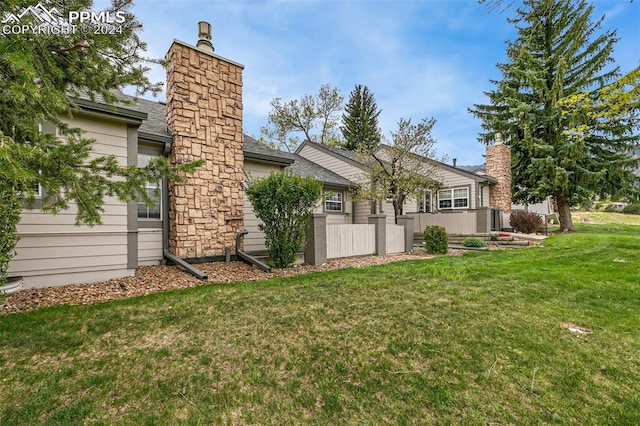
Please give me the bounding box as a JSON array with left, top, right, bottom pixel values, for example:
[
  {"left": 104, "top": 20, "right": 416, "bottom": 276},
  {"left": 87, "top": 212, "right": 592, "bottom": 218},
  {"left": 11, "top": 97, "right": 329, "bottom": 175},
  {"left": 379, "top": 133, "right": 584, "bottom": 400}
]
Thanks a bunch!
[{"left": 1, "top": 248, "right": 458, "bottom": 316}]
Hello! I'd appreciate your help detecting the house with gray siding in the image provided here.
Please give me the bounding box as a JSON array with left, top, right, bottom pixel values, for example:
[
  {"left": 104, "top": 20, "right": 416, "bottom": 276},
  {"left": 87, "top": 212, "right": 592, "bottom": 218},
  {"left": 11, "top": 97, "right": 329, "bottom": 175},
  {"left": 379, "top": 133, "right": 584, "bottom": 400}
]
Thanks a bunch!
[
  {"left": 8, "top": 24, "right": 356, "bottom": 290},
  {"left": 295, "top": 140, "right": 519, "bottom": 234},
  {"left": 7, "top": 22, "right": 550, "bottom": 291}
]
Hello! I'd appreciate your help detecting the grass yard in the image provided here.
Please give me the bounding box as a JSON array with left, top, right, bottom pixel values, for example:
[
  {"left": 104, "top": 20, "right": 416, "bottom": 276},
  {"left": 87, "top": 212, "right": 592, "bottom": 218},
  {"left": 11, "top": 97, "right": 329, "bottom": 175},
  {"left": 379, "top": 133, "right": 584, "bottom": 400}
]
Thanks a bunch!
[
  {"left": 572, "top": 210, "right": 640, "bottom": 225},
  {"left": 1, "top": 224, "right": 639, "bottom": 424}
]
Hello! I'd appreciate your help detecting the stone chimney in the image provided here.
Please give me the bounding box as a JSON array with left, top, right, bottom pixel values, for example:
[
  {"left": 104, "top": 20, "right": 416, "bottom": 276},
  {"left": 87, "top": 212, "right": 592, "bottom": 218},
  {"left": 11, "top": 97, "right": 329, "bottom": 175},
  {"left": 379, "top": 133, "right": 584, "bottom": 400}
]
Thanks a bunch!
[
  {"left": 165, "top": 22, "right": 244, "bottom": 259},
  {"left": 486, "top": 132, "right": 512, "bottom": 213}
]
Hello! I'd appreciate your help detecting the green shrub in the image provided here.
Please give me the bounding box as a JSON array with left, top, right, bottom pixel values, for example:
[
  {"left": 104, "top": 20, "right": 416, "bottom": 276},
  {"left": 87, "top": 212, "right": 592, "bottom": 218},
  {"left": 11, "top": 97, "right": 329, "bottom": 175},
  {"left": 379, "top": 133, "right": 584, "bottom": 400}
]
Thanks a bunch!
[
  {"left": 622, "top": 204, "right": 640, "bottom": 215},
  {"left": 246, "top": 171, "right": 322, "bottom": 268},
  {"left": 0, "top": 187, "right": 21, "bottom": 285},
  {"left": 604, "top": 204, "right": 617, "bottom": 213},
  {"left": 509, "top": 211, "right": 542, "bottom": 234},
  {"left": 423, "top": 225, "right": 448, "bottom": 254},
  {"left": 463, "top": 237, "right": 486, "bottom": 248}
]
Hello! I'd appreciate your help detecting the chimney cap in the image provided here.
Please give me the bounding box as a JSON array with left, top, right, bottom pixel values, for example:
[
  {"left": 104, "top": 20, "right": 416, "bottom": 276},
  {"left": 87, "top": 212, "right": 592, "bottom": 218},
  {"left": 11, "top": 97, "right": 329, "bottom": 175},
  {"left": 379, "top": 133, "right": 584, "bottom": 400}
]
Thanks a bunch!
[
  {"left": 196, "top": 21, "right": 214, "bottom": 53},
  {"left": 494, "top": 132, "right": 503, "bottom": 145}
]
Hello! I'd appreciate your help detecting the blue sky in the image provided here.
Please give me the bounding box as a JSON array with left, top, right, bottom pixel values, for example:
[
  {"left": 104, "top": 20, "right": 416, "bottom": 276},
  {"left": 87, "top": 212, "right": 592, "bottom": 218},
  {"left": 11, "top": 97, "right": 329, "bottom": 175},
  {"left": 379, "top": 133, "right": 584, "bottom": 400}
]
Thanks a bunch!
[{"left": 124, "top": 0, "right": 639, "bottom": 165}]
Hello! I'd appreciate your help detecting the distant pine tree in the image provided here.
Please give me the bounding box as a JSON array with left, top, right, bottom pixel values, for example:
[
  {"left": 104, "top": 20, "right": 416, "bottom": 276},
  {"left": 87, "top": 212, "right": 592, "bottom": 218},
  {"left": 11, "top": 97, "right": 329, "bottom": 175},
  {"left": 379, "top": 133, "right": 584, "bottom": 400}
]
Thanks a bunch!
[
  {"left": 340, "top": 85, "right": 382, "bottom": 151},
  {"left": 470, "top": 0, "right": 640, "bottom": 232}
]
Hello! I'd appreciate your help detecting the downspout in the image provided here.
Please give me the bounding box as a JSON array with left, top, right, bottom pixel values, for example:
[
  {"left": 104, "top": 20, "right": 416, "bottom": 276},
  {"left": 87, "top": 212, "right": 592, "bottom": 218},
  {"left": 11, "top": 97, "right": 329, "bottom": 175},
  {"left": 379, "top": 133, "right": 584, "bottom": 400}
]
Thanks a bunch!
[
  {"left": 236, "top": 230, "right": 272, "bottom": 272},
  {"left": 161, "top": 138, "right": 207, "bottom": 280}
]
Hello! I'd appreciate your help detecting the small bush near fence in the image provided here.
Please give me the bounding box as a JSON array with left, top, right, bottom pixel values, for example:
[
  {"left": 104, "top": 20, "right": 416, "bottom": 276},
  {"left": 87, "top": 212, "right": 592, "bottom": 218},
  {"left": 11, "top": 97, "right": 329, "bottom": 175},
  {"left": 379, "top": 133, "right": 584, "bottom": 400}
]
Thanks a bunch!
[
  {"left": 423, "top": 226, "right": 448, "bottom": 254},
  {"left": 510, "top": 211, "right": 543, "bottom": 234},
  {"left": 622, "top": 204, "right": 640, "bottom": 215},
  {"left": 246, "top": 171, "right": 322, "bottom": 268},
  {"left": 463, "top": 237, "right": 486, "bottom": 248}
]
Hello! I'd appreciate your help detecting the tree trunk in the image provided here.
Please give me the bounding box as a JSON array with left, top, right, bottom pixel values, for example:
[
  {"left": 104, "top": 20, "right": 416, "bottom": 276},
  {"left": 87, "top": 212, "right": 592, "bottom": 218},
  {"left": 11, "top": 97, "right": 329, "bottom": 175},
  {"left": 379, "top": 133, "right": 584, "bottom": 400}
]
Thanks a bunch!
[
  {"left": 555, "top": 195, "right": 576, "bottom": 232},
  {"left": 393, "top": 199, "right": 404, "bottom": 224}
]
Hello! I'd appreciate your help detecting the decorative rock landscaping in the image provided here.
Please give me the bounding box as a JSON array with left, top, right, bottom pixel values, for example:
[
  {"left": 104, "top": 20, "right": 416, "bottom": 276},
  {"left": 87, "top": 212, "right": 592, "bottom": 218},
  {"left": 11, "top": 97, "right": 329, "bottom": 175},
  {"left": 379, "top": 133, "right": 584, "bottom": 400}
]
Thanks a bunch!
[{"left": 0, "top": 249, "right": 451, "bottom": 315}]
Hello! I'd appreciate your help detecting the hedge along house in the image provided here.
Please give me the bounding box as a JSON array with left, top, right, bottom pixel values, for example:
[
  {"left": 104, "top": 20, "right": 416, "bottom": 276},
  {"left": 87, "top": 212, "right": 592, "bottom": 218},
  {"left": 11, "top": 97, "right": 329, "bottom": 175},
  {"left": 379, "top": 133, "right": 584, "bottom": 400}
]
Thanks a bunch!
[{"left": 8, "top": 23, "right": 355, "bottom": 290}]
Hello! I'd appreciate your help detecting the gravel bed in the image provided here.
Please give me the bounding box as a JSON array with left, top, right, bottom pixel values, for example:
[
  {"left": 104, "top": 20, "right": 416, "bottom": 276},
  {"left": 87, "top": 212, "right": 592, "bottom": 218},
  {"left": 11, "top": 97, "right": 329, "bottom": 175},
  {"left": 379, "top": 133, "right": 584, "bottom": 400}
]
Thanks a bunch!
[{"left": 1, "top": 248, "right": 457, "bottom": 315}]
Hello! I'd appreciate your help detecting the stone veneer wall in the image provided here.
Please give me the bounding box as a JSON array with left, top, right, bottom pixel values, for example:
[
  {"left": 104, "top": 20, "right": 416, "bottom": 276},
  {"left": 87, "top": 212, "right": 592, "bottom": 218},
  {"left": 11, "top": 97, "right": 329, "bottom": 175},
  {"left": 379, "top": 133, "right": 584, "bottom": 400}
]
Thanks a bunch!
[
  {"left": 166, "top": 41, "right": 244, "bottom": 259},
  {"left": 486, "top": 141, "right": 512, "bottom": 214}
]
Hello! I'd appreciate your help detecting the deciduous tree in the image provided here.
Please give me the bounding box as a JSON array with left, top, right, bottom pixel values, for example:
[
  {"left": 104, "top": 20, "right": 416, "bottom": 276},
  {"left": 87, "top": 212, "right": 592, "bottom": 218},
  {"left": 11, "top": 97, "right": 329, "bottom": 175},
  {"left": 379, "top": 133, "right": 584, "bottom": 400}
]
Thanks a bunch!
[
  {"left": 357, "top": 118, "right": 442, "bottom": 222},
  {"left": 260, "top": 84, "right": 344, "bottom": 152}
]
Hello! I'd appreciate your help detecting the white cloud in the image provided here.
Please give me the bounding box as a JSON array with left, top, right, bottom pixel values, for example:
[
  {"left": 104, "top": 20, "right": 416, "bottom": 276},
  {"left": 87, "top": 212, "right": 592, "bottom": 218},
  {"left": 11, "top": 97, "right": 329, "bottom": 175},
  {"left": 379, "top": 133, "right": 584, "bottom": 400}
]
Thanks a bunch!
[{"left": 126, "top": 0, "right": 638, "bottom": 165}]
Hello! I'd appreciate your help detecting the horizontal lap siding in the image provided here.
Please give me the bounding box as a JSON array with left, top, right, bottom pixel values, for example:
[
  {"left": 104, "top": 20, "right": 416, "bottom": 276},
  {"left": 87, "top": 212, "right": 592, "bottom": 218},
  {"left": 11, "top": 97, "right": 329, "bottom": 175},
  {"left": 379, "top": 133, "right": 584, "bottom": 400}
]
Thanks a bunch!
[
  {"left": 403, "top": 196, "right": 417, "bottom": 214},
  {"left": 325, "top": 214, "right": 349, "bottom": 225},
  {"left": 381, "top": 201, "right": 396, "bottom": 224},
  {"left": 326, "top": 224, "right": 375, "bottom": 259},
  {"left": 10, "top": 116, "right": 132, "bottom": 288},
  {"left": 354, "top": 201, "right": 370, "bottom": 224},
  {"left": 297, "top": 145, "right": 366, "bottom": 183},
  {"left": 243, "top": 160, "right": 283, "bottom": 253},
  {"left": 438, "top": 168, "right": 477, "bottom": 209},
  {"left": 138, "top": 229, "right": 163, "bottom": 265}
]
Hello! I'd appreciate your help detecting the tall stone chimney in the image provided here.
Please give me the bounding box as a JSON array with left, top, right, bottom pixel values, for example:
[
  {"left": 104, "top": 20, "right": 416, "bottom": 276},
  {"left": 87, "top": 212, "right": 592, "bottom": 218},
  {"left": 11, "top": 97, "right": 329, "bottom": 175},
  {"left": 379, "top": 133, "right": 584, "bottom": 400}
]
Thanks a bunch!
[
  {"left": 165, "top": 22, "right": 244, "bottom": 259},
  {"left": 486, "top": 133, "right": 512, "bottom": 214}
]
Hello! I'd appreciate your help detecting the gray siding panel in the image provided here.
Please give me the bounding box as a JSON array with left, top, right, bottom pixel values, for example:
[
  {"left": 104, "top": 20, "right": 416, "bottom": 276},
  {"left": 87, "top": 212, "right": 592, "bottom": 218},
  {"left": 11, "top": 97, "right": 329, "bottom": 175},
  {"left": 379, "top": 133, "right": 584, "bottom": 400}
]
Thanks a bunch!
[
  {"left": 297, "top": 145, "right": 365, "bottom": 183},
  {"left": 138, "top": 229, "right": 163, "bottom": 265},
  {"left": 10, "top": 116, "right": 132, "bottom": 288},
  {"left": 354, "top": 201, "right": 370, "bottom": 224},
  {"left": 437, "top": 168, "right": 478, "bottom": 209},
  {"left": 243, "top": 160, "right": 284, "bottom": 253}
]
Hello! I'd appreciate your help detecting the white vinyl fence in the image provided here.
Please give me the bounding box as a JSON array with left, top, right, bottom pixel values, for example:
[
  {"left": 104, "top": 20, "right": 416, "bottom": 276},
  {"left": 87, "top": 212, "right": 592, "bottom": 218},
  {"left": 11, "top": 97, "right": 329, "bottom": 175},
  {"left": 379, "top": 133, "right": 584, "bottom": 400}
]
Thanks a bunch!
[
  {"left": 386, "top": 224, "right": 405, "bottom": 254},
  {"left": 326, "top": 224, "right": 376, "bottom": 259}
]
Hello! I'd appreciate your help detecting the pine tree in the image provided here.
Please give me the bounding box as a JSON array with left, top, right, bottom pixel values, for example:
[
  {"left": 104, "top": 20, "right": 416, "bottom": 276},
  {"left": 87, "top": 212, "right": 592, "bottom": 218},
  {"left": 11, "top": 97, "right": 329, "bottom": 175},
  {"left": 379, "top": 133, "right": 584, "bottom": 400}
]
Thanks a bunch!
[
  {"left": 340, "top": 84, "right": 382, "bottom": 151},
  {"left": 470, "top": 0, "right": 640, "bottom": 232},
  {"left": 0, "top": 0, "right": 200, "bottom": 283}
]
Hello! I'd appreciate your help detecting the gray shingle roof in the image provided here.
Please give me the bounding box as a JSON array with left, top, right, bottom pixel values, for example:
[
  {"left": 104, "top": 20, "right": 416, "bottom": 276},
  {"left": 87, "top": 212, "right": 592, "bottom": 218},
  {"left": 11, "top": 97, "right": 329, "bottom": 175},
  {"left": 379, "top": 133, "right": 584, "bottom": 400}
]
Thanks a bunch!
[
  {"left": 457, "top": 164, "right": 486, "bottom": 174},
  {"left": 243, "top": 137, "right": 354, "bottom": 187},
  {"left": 92, "top": 95, "right": 352, "bottom": 187},
  {"left": 300, "top": 140, "right": 497, "bottom": 184},
  {"left": 287, "top": 155, "right": 355, "bottom": 188},
  {"left": 242, "top": 135, "right": 292, "bottom": 165},
  {"left": 109, "top": 92, "right": 172, "bottom": 140},
  {"left": 136, "top": 100, "right": 171, "bottom": 140}
]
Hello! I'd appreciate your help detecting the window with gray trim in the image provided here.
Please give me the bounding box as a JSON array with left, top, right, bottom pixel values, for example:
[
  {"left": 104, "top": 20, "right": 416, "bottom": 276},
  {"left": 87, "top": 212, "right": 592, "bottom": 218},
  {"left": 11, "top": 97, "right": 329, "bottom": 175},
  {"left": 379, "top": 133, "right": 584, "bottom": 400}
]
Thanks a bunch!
[
  {"left": 19, "top": 123, "right": 49, "bottom": 205},
  {"left": 137, "top": 153, "right": 161, "bottom": 219},
  {"left": 438, "top": 187, "right": 469, "bottom": 209},
  {"left": 324, "top": 191, "right": 343, "bottom": 212}
]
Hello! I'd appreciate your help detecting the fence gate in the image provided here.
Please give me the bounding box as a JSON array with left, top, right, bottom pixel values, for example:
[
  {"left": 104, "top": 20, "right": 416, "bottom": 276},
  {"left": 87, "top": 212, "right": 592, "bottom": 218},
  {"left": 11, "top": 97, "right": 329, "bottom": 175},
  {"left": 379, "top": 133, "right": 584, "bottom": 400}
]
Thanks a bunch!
[{"left": 386, "top": 224, "right": 405, "bottom": 254}]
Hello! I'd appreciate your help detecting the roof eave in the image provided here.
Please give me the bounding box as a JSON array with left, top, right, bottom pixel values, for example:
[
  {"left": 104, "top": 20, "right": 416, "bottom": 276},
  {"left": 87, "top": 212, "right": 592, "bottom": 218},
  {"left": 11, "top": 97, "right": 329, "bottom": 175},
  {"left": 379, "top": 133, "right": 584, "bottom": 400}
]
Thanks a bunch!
[
  {"left": 244, "top": 151, "right": 294, "bottom": 166},
  {"left": 138, "top": 131, "right": 172, "bottom": 145},
  {"left": 71, "top": 97, "right": 147, "bottom": 123}
]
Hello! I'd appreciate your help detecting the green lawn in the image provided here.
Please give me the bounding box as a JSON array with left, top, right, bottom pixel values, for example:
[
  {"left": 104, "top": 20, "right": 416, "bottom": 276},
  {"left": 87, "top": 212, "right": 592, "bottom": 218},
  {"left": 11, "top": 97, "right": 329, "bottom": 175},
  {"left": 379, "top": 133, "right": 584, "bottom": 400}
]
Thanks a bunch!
[
  {"left": 572, "top": 210, "right": 640, "bottom": 225},
  {"left": 1, "top": 224, "right": 639, "bottom": 424}
]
